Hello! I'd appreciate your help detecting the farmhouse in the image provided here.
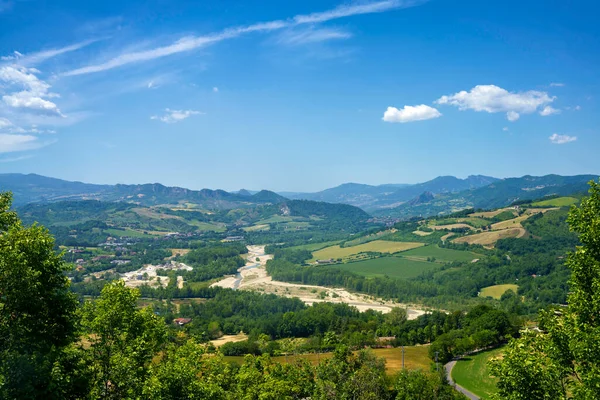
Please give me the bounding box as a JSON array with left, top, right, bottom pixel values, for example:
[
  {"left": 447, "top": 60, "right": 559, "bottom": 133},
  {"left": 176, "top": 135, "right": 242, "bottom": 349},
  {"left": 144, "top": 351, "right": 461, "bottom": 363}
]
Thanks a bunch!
[{"left": 173, "top": 318, "right": 192, "bottom": 326}]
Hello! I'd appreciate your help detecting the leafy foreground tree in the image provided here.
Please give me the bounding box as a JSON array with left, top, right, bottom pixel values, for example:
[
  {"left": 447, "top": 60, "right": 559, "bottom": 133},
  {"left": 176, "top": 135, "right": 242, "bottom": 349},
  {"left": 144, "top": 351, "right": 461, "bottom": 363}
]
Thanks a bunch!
[
  {"left": 0, "top": 192, "right": 80, "bottom": 399},
  {"left": 491, "top": 180, "right": 600, "bottom": 400}
]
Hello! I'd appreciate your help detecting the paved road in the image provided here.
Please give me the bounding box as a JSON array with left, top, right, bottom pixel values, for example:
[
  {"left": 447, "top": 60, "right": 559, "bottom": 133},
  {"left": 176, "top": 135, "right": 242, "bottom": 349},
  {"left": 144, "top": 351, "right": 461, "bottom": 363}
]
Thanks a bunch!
[{"left": 445, "top": 360, "right": 480, "bottom": 400}]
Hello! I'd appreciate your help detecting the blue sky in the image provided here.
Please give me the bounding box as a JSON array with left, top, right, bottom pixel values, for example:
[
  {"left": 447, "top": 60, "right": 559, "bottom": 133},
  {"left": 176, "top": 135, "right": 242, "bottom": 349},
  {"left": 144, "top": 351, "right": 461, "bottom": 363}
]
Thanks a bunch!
[{"left": 0, "top": 0, "right": 598, "bottom": 192}]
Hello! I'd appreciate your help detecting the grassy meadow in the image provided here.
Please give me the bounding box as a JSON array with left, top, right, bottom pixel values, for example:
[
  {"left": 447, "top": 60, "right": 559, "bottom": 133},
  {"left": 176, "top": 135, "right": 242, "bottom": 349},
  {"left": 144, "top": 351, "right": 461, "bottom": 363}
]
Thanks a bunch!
[
  {"left": 334, "top": 256, "right": 439, "bottom": 279},
  {"left": 400, "top": 245, "right": 483, "bottom": 263},
  {"left": 479, "top": 284, "right": 519, "bottom": 299},
  {"left": 452, "top": 347, "right": 504, "bottom": 399},
  {"left": 531, "top": 196, "right": 578, "bottom": 207}
]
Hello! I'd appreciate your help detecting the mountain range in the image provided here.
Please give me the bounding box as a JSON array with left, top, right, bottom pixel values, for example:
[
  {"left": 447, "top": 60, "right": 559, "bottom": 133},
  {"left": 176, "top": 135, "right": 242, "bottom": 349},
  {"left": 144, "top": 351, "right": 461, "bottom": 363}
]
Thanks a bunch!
[{"left": 1, "top": 173, "right": 598, "bottom": 219}]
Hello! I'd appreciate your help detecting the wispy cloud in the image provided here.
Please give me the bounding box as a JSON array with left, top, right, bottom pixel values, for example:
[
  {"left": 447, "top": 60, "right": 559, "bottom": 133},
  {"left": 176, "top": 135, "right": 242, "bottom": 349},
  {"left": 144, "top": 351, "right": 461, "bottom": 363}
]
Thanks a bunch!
[
  {"left": 1, "top": 39, "right": 103, "bottom": 66},
  {"left": 383, "top": 104, "right": 441, "bottom": 123},
  {"left": 0, "top": 133, "right": 55, "bottom": 153},
  {"left": 549, "top": 133, "right": 576, "bottom": 144},
  {"left": 61, "top": 0, "right": 424, "bottom": 77},
  {"left": 539, "top": 105, "right": 560, "bottom": 116},
  {"left": 212, "top": 87, "right": 219, "bottom": 93},
  {"left": 277, "top": 27, "right": 352, "bottom": 46},
  {"left": 0, "top": 154, "right": 33, "bottom": 162},
  {"left": 550, "top": 82, "right": 565, "bottom": 87},
  {"left": 150, "top": 108, "right": 203, "bottom": 123},
  {"left": 436, "top": 84, "right": 555, "bottom": 122}
]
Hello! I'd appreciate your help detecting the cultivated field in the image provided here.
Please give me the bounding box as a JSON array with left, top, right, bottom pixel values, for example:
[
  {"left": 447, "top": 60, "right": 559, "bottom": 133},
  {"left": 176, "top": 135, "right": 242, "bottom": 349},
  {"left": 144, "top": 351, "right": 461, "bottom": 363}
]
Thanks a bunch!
[
  {"left": 470, "top": 208, "right": 515, "bottom": 218},
  {"left": 490, "top": 214, "right": 530, "bottom": 230},
  {"left": 452, "top": 228, "right": 525, "bottom": 247},
  {"left": 400, "top": 245, "right": 483, "bottom": 263},
  {"left": 430, "top": 223, "right": 474, "bottom": 231},
  {"left": 243, "top": 224, "right": 270, "bottom": 232},
  {"left": 479, "top": 284, "right": 519, "bottom": 299},
  {"left": 531, "top": 196, "right": 578, "bottom": 207},
  {"left": 210, "top": 333, "right": 249, "bottom": 347},
  {"left": 311, "top": 240, "right": 424, "bottom": 262},
  {"left": 335, "top": 257, "right": 439, "bottom": 279},
  {"left": 223, "top": 345, "right": 430, "bottom": 375},
  {"left": 288, "top": 240, "right": 342, "bottom": 252},
  {"left": 452, "top": 347, "right": 504, "bottom": 399}
]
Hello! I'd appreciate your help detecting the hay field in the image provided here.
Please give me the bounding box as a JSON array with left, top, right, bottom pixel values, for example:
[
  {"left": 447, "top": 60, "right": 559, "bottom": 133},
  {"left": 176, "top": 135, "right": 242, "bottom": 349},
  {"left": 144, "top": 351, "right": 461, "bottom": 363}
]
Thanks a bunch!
[
  {"left": 452, "top": 228, "right": 524, "bottom": 247},
  {"left": 311, "top": 240, "right": 424, "bottom": 261}
]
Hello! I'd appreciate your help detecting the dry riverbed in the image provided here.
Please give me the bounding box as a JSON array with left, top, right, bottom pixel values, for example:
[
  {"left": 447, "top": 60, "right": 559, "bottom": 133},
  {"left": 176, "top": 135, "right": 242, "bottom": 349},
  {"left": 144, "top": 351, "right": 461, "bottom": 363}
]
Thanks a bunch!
[{"left": 212, "top": 245, "right": 426, "bottom": 319}]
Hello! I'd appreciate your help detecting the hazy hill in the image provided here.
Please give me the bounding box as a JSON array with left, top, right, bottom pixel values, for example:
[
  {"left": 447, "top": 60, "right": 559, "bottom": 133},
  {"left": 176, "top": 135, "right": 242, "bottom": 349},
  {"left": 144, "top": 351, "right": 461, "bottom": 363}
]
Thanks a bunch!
[
  {"left": 0, "top": 174, "right": 286, "bottom": 209},
  {"left": 286, "top": 175, "right": 498, "bottom": 209},
  {"left": 376, "top": 174, "right": 599, "bottom": 219}
]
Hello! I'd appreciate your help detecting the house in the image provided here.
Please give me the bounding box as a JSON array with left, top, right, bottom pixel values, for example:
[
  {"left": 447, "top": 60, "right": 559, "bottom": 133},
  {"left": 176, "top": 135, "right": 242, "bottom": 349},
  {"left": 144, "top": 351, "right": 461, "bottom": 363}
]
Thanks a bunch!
[
  {"left": 316, "top": 259, "right": 335, "bottom": 265},
  {"left": 173, "top": 318, "right": 192, "bottom": 326}
]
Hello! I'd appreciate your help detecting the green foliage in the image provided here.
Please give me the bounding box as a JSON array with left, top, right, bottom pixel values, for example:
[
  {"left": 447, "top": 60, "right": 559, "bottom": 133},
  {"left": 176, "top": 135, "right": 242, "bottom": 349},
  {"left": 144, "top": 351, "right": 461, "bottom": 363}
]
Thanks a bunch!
[
  {"left": 490, "top": 180, "right": 600, "bottom": 399},
  {"left": 0, "top": 192, "right": 80, "bottom": 399},
  {"left": 81, "top": 281, "right": 168, "bottom": 398},
  {"left": 395, "top": 369, "right": 465, "bottom": 400}
]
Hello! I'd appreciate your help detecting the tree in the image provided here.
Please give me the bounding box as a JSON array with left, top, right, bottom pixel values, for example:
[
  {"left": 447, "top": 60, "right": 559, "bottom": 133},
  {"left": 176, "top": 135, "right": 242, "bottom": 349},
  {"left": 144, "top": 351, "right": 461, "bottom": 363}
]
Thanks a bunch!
[
  {"left": 82, "top": 281, "right": 167, "bottom": 399},
  {"left": 0, "top": 192, "right": 80, "bottom": 399},
  {"left": 491, "top": 180, "right": 600, "bottom": 399}
]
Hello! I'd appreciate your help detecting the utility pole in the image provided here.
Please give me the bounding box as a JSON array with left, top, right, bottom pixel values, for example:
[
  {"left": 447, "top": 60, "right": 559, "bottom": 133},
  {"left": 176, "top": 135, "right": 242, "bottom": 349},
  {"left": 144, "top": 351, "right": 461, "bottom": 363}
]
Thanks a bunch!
[{"left": 402, "top": 345, "right": 405, "bottom": 369}]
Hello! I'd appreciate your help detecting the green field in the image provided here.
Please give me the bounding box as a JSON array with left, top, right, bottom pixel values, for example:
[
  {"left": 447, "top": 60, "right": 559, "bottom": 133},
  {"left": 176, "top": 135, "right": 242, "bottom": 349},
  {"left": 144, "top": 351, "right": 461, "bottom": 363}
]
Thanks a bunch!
[
  {"left": 256, "top": 215, "right": 297, "bottom": 224},
  {"left": 105, "top": 228, "right": 154, "bottom": 238},
  {"left": 311, "top": 240, "right": 424, "bottom": 262},
  {"left": 531, "top": 196, "right": 578, "bottom": 207},
  {"left": 335, "top": 256, "right": 439, "bottom": 279},
  {"left": 189, "top": 221, "right": 227, "bottom": 232},
  {"left": 452, "top": 347, "right": 504, "bottom": 399},
  {"left": 479, "top": 284, "right": 519, "bottom": 299},
  {"left": 400, "top": 245, "right": 482, "bottom": 263},
  {"left": 243, "top": 224, "right": 270, "bottom": 232},
  {"left": 288, "top": 240, "right": 341, "bottom": 252},
  {"left": 223, "top": 346, "right": 430, "bottom": 375}
]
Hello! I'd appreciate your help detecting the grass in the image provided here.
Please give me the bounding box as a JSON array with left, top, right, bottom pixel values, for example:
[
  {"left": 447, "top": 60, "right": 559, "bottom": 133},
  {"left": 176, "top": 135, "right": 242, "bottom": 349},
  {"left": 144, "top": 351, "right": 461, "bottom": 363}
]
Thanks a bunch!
[
  {"left": 256, "top": 215, "right": 297, "bottom": 224},
  {"left": 243, "top": 224, "right": 270, "bottom": 232},
  {"left": 311, "top": 240, "right": 424, "bottom": 262},
  {"left": 210, "top": 333, "right": 249, "bottom": 347},
  {"left": 105, "top": 228, "right": 154, "bottom": 238},
  {"left": 335, "top": 256, "right": 439, "bottom": 279},
  {"left": 452, "top": 347, "right": 504, "bottom": 399},
  {"left": 531, "top": 196, "right": 578, "bottom": 207},
  {"left": 400, "top": 245, "right": 483, "bottom": 263},
  {"left": 188, "top": 221, "right": 227, "bottom": 232},
  {"left": 480, "top": 284, "right": 519, "bottom": 299},
  {"left": 288, "top": 240, "right": 342, "bottom": 252},
  {"left": 223, "top": 346, "right": 430, "bottom": 375}
]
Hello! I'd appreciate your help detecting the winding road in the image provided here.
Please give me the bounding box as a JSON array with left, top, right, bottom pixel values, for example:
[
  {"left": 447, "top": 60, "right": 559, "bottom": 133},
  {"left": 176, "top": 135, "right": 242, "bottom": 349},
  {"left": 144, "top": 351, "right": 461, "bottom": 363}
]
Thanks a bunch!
[{"left": 445, "top": 360, "right": 480, "bottom": 400}]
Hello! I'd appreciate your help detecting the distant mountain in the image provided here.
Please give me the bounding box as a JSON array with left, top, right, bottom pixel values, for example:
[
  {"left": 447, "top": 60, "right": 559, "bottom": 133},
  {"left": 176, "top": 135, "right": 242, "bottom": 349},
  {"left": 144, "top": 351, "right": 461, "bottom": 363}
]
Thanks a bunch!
[
  {"left": 374, "top": 174, "right": 599, "bottom": 219},
  {"left": 286, "top": 175, "right": 498, "bottom": 210},
  {"left": 406, "top": 191, "right": 435, "bottom": 206},
  {"left": 0, "top": 174, "right": 287, "bottom": 209}
]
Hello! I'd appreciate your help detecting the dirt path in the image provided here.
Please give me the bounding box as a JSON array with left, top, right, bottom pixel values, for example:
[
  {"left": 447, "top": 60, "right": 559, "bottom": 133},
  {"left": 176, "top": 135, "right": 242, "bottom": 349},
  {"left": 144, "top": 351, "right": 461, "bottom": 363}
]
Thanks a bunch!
[{"left": 212, "top": 245, "right": 427, "bottom": 319}]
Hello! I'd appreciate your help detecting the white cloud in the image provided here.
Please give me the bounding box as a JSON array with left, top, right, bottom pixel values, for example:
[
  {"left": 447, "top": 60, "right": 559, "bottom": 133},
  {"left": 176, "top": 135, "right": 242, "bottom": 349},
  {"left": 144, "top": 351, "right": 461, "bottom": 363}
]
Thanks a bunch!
[
  {"left": 0, "top": 133, "right": 51, "bottom": 153},
  {"left": 550, "top": 82, "right": 565, "bottom": 87},
  {"left": 277, "top": 27, "right": 352, "bottom": 45},
  {"left": 382, "top": 104, "right": 441, "bottom": 123},
  {"left": 0, "top": 154, "right": 33, "bottom": 162},
  {"left": 147, "top": 80, "right": 157, "bottom": 89},
  {"left": 0, "top": 117, "right": 12, "bottom": 129},
  {"left": 0, "top": 65, "right": 63, "bottom": 116},
  {"left": 61, "top": 0, "right": 424, "bottom": 76},
  {"left": 549, "top": 133, "right": 576, "bottom": 144},
  {"left": 436, "top": 84, "right": 555, "bottom": 122},
  {"left": 503, "top": 127, "right": 509, "bottom": 132},
  {"left": 150, "top": 108, "right": 203, "bottom": 123},
  {"left": 540, "top": 105, "right": 560, "bottom": 116},
  {"left": 212, "top": 87, "right": 219, "bottom": 93},
  {"left": 506, "top": 111, "right": 520, "bottom": 122},
  {"left": 2, "top": 39, "right": 101, "bottom": 66}
]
